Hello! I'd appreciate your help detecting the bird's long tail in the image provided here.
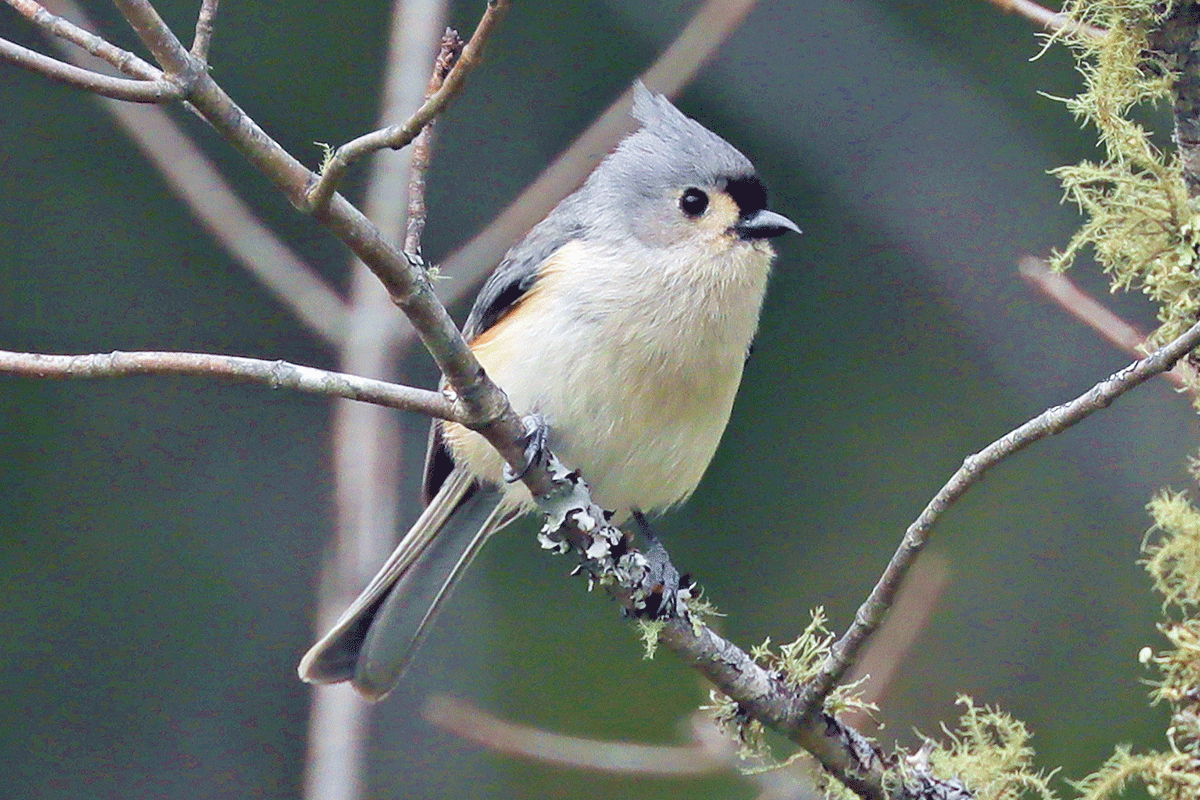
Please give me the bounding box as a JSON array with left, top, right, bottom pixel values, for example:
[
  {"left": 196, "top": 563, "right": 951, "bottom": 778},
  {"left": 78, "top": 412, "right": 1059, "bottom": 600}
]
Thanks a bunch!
[{"left": 298, "top": 466, "right": 513, "bottom": 700}]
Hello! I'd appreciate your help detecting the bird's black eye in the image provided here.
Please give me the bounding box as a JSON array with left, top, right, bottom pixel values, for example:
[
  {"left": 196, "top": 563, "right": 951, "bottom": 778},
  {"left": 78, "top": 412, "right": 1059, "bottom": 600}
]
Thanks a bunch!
[{"left": 679, "top": 188, "right": 709, "bottom": 217}]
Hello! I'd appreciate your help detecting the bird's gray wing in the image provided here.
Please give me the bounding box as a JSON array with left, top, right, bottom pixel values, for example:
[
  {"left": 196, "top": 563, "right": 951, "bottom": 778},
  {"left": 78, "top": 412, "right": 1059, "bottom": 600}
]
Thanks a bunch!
[
  {"left": 299, "top": 466, "right": 516, "bottom": 698},
  {"left": 421, "top": 199, "right": 585, "bottom": 502},
  {"left": 461, "top": 203, "right": 585, "bottom": 341}
]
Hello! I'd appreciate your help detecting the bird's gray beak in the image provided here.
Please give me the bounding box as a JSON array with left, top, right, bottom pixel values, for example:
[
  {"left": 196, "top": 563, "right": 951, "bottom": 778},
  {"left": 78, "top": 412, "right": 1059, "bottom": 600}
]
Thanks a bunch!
[{"left": 734, "top": 209, "right": 801, "bottom": 240}]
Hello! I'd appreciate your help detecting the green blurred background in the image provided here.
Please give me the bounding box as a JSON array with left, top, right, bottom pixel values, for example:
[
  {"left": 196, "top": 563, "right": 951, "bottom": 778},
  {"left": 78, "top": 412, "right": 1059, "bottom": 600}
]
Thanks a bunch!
[{"left": 0, "top": 1, "right": 1189, "bottom": 798}]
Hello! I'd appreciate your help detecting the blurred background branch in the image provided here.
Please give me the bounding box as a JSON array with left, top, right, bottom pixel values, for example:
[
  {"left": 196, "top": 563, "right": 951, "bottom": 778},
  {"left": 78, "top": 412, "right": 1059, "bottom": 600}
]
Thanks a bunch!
[{"left": 308, "top": 3, "right": 455, "bottom": 800}]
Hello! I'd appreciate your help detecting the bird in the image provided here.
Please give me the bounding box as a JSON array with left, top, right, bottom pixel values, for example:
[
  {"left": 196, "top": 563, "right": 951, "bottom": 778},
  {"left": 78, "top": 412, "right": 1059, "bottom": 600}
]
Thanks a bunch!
[{"left": 299, "top": 82, "right": 800, "bottom": 700}]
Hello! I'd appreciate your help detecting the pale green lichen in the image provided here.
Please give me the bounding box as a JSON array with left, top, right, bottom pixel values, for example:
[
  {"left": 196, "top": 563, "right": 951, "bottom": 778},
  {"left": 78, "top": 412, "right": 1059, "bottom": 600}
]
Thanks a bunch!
[
  {"left": 706, "top": 609, "right": 877, "bottom": 770},
  {"left": 1045, "top": 4, "right": 1200, "bottom": 795},
  {"left": 636, "top": 618, "right": 666, "bottom": 659},
  {"left": 919, "top": 696, "right": 1058, "bottom": 800},
  {"left": 315, "top": 140, "right": 335, "bottom": 173},
  {"left": 757, "top": 608, "right": 878, "bottom": 720},
  {"left": 1144, "top": 489, "right": 1200, "bottom": 610},
  {"left": 637, "top": 591, "right": 721, "bottom": 660},
  {"left": 1059, "top": 489, "right": 1200, "bottom": 800},
  {"left": 1049, "top": 1, "right": 1200, "bottom": 352},
  {"left": 703, "top": 687, "right": 769, "bottom": 763},
  {"left": 1072, "top": 746, "right": 1196, "bottom": 799}
]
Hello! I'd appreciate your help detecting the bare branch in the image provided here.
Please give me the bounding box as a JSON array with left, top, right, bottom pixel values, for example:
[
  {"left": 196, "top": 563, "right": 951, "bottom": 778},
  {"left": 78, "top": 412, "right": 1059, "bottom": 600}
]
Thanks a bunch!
[
  {"left": 802, "top": 317, "right": 1200, "bottom": 713},
  {"left": 0, "top": 35, "right": 182, "bottom": 101},
  {"left": 844, "top": 552, "right": 951, "bottom": 728},
  {"left": 6, "top": 0, "right": 162, "bottom": 79},
  {"left": 405, "top": 29, "right": 464, "bottom": 258},
  {"left": 304, "top": 0, "right": 509, "bottom": 212},
  {"left": 191, "top": 0, "right": 219, "bottom": 62},
  {"left": 0, "top": 350, "right": 457, "bottom": 420},
  {"left": 1019, "top": 256, "right": 1198, "bottom": 391},
  {"left": 423, "top": 695, "right": 723, "bottom": 776},
  {"left": 982, "top": 0, "right": 1105, "bottom": 38},
  {"left": 110, "top": 0, "right": 195, "bottom": 82}
]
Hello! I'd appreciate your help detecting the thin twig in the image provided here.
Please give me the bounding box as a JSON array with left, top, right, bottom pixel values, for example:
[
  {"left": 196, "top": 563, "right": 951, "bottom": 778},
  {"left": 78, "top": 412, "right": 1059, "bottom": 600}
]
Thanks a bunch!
[
  {"left": 982, "top": 0, "right": 1105, "bottom": 38},
  {"left": 1019, "top": 256, "right": 1197, "bottom": 391},
  {"left": 426, "top": 695, "right": 818, "bottom": 798},
  {"left": 843, "top": 552, "right": 951, "bottom": 729},
  {"left": 423, "top": 696, "right": 723, "bottom": 776},
  {"left": 0, "top": 35, "right": 182, "bottom": 101},
  {"left": 801, "top": 316, "right": 1200, "bottom": 713},
  {"left": 405, "top": 28, "right": 464, "bottom": 258},
  {"left": 304, "top": 0, "right": 509, "bottom": 212},
  {"left": 191, "top": 0, "right": 219, "bottom": 62},
  {"left": 0, "top": 350, "right": 457, "bottom": 420},
  {"left": 110, "top": 0, "right": 193, "bottom": 77},
  {"left": 6, "top": 0, "right": 163, "bottom": 79}
]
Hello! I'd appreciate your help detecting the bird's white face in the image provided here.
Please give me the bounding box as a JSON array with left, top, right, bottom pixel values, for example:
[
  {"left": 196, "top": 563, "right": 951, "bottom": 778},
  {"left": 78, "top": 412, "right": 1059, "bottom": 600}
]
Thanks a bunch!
[
  {"left": 630, "top": 177, "right": 781, "bottom": 266},
  {"left": 633, "top": 182, "right": 726, "bottom": 245}
]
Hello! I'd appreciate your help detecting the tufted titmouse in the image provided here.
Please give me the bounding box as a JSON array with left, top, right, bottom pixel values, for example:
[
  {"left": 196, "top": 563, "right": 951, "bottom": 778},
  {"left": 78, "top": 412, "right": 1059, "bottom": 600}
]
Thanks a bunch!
[{"left": 299, "top": 83, "right": 800, "bottom": 700}]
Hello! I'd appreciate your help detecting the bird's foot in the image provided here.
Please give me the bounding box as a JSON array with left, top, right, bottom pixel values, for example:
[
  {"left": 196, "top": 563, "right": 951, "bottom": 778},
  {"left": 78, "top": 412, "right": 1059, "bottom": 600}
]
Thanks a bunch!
[
  {"left": 628, "top": 508, "right": 693, "bottom": 619},
  {"left": 503, "top": 413, "right": 548, "bottom": 484}
]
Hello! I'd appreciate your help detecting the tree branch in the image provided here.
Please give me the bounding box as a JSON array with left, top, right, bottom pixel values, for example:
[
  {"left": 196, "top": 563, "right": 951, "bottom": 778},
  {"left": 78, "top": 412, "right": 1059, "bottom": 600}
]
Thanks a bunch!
[
  {"left": 844, "top": 553, "right": 951, "bottom": 727},
  {"left": 191, "top": 0, "right": 218, "bottom": 62},
  {"left": 110, "top": 0, "right": 195, "bottom": 82},
  {"left": 5, "top": 0, "right": 164, "bottom": 80},
  {"left": 306, "top": 3, "right": 454, "bottom": 800},
  {"left": 423, "top": 695, "right": 723, "bottom": 777},
  {"left": 657, "top": 618, "right": 891, "bottom": 799},
  {"left": 303, "top": 0, "right": 508, "bottom": 212},
  {"left": 0, "top": 350, "right": 457, "bottom": 420},
  {"left": 800, "top": 316, "right": 1200, "bottom": 713},
  {"left": 1147, "top": 4, "right": 1200, "bottom": 199},
  {"left": 405, "top": 29, "right": 463, "bottom": 258},
  {"left": 0, "top": 35, "right": 182, "bottom": 101}
]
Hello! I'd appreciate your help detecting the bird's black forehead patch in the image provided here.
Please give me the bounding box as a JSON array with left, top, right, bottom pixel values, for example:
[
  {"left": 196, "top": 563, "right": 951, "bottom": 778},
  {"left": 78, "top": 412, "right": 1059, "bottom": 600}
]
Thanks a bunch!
[{"left": 722, "top": 175, "right": 769, "bottom": 217}]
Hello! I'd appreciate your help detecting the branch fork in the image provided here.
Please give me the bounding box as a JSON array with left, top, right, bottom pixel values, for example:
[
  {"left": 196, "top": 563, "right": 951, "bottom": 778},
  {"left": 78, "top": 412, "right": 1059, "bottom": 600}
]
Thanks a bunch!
[{"left": 301, "top": 0, "right": 508, "bottom": 213}]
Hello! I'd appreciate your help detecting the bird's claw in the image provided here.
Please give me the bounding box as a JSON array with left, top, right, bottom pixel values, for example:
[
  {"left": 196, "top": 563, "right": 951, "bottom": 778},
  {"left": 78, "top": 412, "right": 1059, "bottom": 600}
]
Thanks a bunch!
[
  {"left": 503, "top": 413, "right": 548, "bottom": 484},
  {"left": 629, "top": 508, "right": 690, "bottom": 619}
]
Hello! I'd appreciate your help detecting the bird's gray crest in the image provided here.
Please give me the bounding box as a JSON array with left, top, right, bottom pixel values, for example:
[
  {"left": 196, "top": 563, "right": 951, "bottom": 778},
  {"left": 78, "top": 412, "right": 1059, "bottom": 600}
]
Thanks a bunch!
[
  {"left": 631, "top": 80, "right": 686, "bottom": 130},
  {"left": 618, "top": 81, "right": 756, "bottom": 190}
]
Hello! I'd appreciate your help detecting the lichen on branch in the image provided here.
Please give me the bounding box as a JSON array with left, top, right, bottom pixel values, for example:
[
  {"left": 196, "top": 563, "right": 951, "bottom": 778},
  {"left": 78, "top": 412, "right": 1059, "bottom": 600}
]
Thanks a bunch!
[
  {"left": 921, "top": 697, "right": 1056, "bottom": 800},
  {"left": 1050, "top": 1, "right": 1200, "bottom": 350}
]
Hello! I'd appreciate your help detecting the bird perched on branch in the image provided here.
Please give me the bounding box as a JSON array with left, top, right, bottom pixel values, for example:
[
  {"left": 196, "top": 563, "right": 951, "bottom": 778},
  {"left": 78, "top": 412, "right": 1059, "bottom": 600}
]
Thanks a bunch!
[{"left": 300, "top": 82, "right": 800, "bottom": 700}]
